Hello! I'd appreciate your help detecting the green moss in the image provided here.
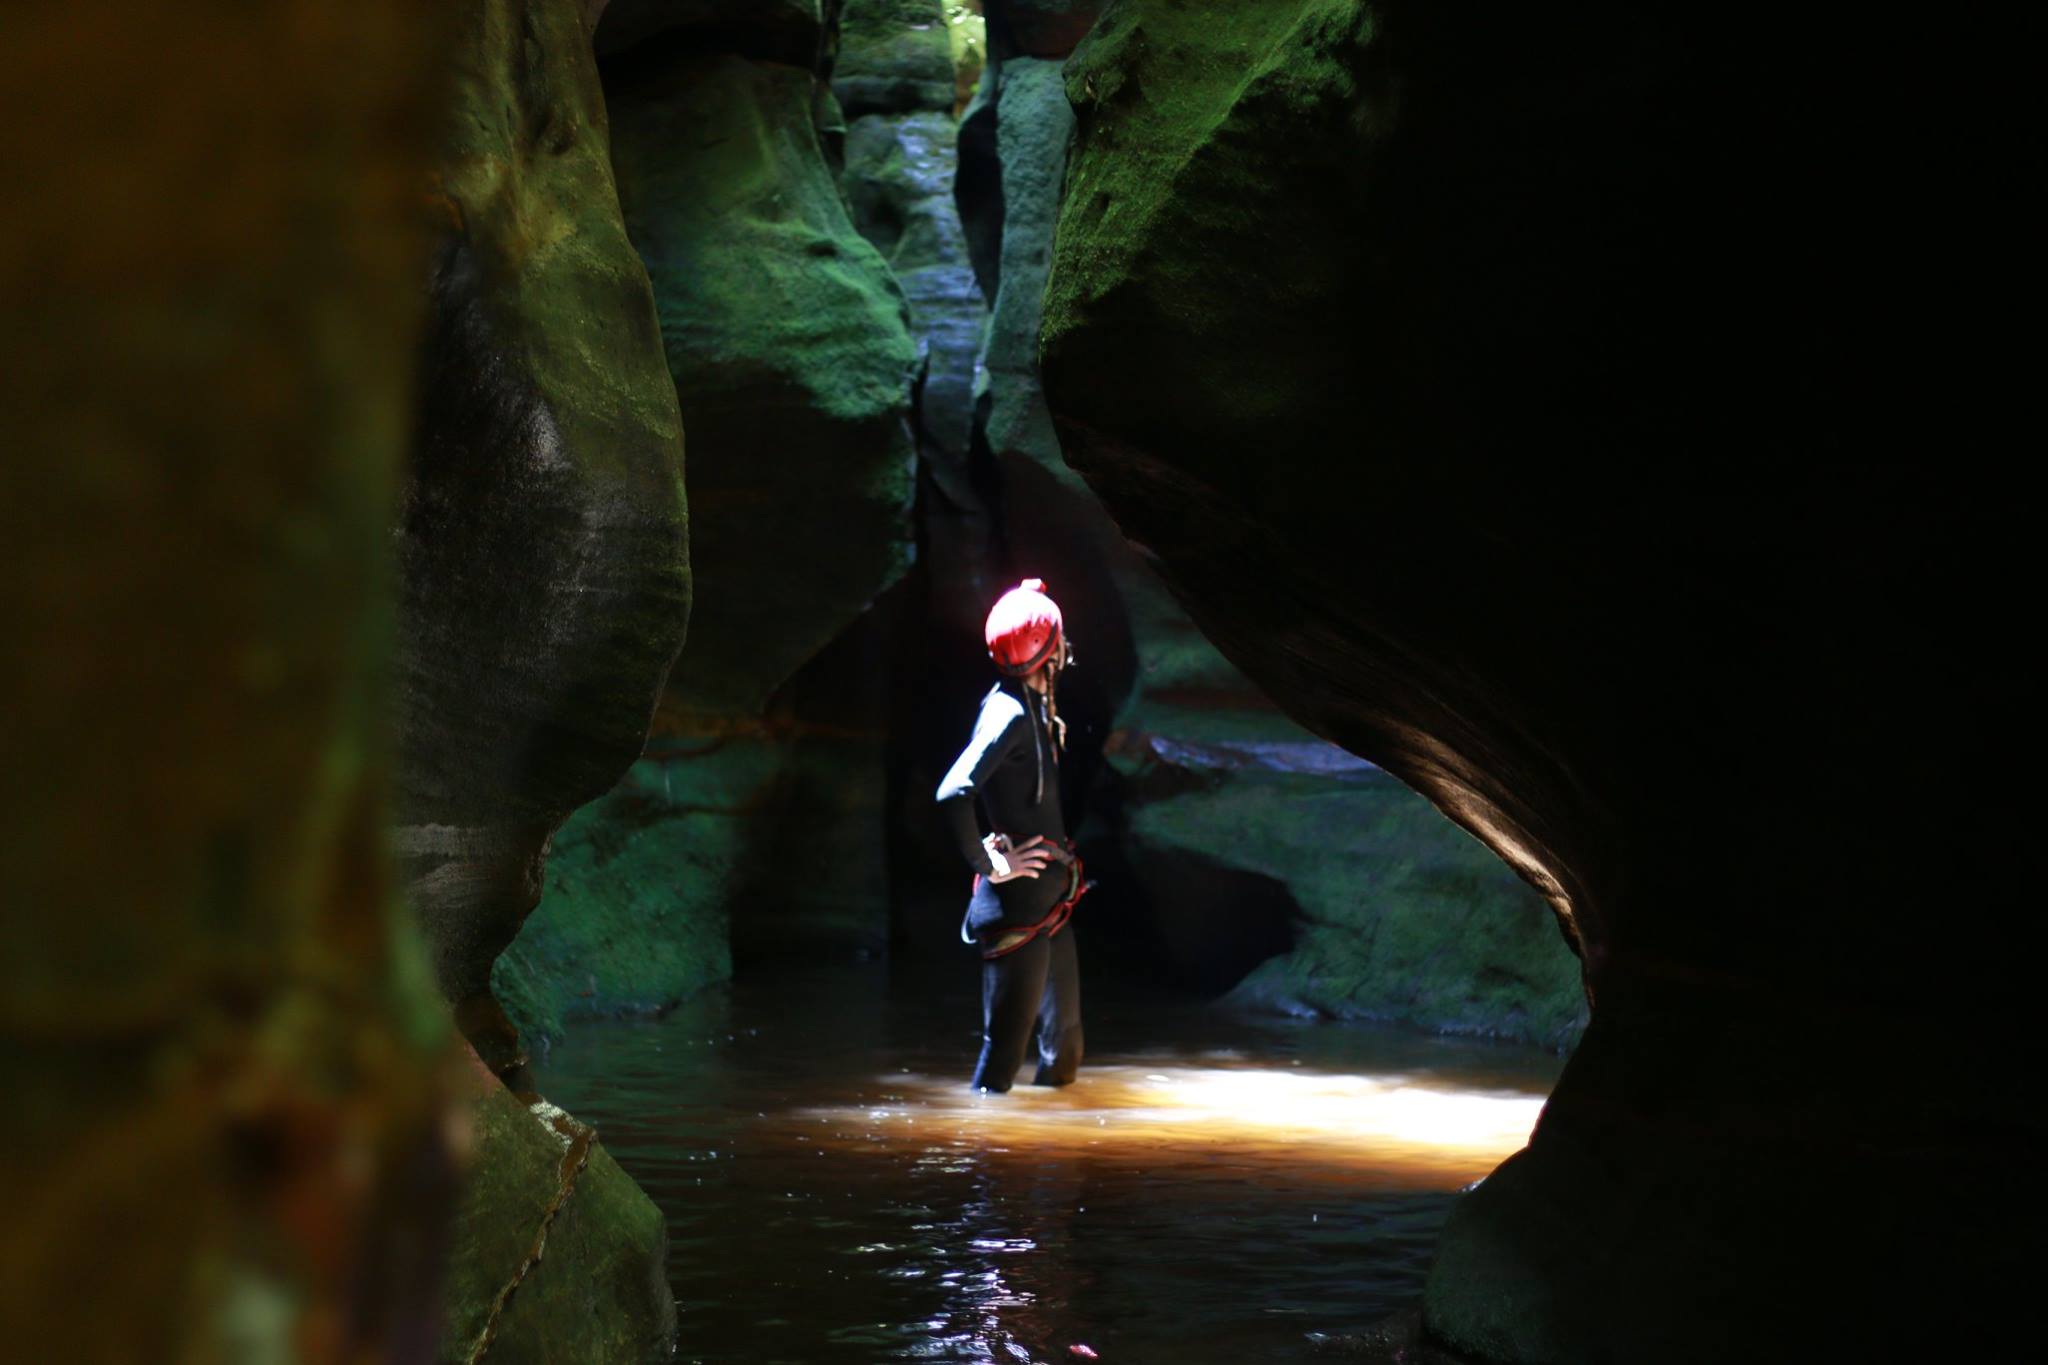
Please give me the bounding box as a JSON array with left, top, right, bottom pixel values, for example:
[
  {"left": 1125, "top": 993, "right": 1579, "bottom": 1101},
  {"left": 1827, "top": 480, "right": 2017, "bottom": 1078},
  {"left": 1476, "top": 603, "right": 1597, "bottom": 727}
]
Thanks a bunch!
[
  {"left": 1122, "top": 757, "right": 1585, "bottom": 1048},
  {"left": 1108, "top": 566, "right": 1583, "bottom": 1048},
  {"left": 443, "top": 1082, "right": 675, "bottom": 1363},
  {"left": 492, "top": 701, "right": 895, "bottom": 1045},
  {"left": 491, "top": 749, "right": 751, "bottom": 1047},
  {"left": 608, "top": 51, "right": 917, "bottom": 713},
  {"left": 1043, "top": 0, "right": 1387, "bottom": 520},
  {"left": 837, "top": 0, "right": 957, "bottom": 115}
]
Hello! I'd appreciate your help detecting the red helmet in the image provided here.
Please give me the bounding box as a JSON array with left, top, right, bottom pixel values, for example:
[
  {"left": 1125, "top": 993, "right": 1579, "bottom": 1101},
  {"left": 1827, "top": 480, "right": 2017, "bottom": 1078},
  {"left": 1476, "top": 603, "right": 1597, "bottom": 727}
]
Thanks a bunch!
[{"left": 984, "top": 578, "right": 1063, "bottom": 676}]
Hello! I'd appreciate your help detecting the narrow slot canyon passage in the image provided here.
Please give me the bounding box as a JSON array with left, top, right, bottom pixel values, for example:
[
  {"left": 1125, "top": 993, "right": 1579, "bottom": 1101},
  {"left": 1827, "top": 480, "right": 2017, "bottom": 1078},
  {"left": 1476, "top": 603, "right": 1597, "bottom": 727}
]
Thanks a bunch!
[
  {"left": 535, "top": 963, "right": 1566, "bottom": 1363},
  {"left": 8, "top": 1, "right": 2028, "bottom": 1363}
]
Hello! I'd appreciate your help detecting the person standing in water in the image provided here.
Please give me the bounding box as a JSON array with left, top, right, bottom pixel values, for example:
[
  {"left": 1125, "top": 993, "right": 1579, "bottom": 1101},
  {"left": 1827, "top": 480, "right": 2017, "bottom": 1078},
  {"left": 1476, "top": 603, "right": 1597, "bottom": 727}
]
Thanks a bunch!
[{"left": 936, "top": 578, "right": 1092, "bottom": 1092}]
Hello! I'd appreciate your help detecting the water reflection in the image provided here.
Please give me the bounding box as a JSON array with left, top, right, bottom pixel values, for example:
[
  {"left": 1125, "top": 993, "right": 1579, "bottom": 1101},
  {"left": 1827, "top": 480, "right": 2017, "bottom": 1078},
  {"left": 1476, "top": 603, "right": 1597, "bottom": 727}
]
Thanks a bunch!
[
  {"left": 794, "top": 1062, "right": 1543, "bottom": 1191},
  {"left": 535, "top": 965, "right": 1562, "bottom": 1364}
]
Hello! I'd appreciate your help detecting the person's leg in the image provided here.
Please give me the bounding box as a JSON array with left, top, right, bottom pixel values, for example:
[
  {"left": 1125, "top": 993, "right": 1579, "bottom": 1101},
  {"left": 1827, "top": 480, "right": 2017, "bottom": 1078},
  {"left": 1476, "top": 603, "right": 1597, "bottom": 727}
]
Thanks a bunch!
[
  {"left": 972, "top": 936, "right": 1052, "bottom": 1092},
  {"left": 1032, "top": 929, "right": 1083, "bottom": 1086}
]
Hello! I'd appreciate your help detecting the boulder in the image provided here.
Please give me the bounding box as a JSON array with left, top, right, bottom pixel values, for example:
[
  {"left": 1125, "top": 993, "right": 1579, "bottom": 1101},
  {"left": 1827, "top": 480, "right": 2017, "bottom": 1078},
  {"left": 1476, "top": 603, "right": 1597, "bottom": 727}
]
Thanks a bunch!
[
  {"left": 1041, "top": 0, "right": 2026, "bottom": 1355},
  {"left": 396, "top": 0, "right": 690, "bottom": 1078}
]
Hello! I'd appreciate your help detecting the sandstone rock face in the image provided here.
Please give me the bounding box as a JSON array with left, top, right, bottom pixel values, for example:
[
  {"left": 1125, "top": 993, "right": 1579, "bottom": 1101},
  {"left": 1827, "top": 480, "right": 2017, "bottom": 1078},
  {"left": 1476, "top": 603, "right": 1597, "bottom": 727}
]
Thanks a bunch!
[
  {"left": 441, "top": 1055, "right": 676, "bottom": 1365},
  {"left": 1, "top": 3, "right": 450, "bottom": 1360},
  {"left": 1041, "top": 1, "right": 2023, "bottom": 1356},
  {"left": 606, "top": 43, "right": 916, "bottom": 715},
  {"left": 843, "top": 109, "right": 985, "bottom": 470},
  {"left": 836, "top": 0, "right": 957, "bottom": 116},
  {"left": 396, "top": 3, "right": 686, "bottom": 1355},
  {"left": 396, "top": 0, "right": 690, "bottom": 1077},
  {"left": 489, "top": 745, "right": 735, "bottom": 1044},
  {"left": 838, "top": 0, "right": 984, "bottom": 464},
  {"left": 496, "top": 11, "right": 919, "bottom": 1023},
  {"left": 968, "top": 56, "right": 1076, "bottom": 488},
  {"left": 492, "top": 617, "right": 898, "bottom": 1044},
  {"left": 1109, "top": 575, "right": 1584, "bottom": 1046}
]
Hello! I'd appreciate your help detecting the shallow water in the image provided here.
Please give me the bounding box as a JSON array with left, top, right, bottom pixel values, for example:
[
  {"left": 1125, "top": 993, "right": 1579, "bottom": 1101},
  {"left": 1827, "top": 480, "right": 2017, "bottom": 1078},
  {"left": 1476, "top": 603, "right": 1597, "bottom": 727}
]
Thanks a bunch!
[{"left": 535, "top": 964, "right": 1564, "bottom": 1364}]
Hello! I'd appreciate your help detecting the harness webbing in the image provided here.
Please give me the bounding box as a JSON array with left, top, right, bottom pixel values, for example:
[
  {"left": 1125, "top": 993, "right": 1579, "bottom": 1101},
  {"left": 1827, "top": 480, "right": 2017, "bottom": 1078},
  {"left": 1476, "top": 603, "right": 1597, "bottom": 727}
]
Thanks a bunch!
[{"left": 969, "top": 842, "right": 1093, "bottom": 961}]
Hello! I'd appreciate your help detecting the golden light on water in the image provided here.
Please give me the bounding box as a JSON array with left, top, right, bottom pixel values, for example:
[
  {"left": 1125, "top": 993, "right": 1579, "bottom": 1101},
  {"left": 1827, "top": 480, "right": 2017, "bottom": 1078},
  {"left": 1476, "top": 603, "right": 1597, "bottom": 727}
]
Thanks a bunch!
[{"left": 791, "top": 1059, "right": 1546, "bottom": 1190}]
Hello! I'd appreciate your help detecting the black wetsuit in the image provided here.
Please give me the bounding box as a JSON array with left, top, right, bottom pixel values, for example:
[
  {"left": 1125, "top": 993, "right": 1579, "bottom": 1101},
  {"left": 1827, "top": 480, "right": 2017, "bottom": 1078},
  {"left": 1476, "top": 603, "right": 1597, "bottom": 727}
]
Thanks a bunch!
[{"left": 936, "top": 679, "right": 1083, "bottom": 1091}]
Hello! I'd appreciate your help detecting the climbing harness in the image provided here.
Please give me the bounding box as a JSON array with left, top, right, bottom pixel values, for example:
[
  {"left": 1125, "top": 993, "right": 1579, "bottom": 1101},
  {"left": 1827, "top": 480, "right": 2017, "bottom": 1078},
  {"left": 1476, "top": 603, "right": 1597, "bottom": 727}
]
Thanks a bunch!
[{"left": 961, "top": 839, "right": 1095, "bottom": 959}]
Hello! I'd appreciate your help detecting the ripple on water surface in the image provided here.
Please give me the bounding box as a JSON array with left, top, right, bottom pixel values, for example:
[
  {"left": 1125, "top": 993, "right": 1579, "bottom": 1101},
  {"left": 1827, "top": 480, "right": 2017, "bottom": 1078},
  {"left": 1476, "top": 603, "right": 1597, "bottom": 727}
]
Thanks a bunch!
[{"left": 534, "top": 964, "right": 1563, "bottom": 1364}]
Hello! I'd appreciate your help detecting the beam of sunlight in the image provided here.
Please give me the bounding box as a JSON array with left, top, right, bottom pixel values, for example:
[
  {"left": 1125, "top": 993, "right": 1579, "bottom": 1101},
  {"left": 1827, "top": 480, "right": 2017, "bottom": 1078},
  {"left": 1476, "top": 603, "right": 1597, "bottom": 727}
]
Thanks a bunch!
[{"left": 789, "top": 1059, "right": 1545, "bottom": 1190}]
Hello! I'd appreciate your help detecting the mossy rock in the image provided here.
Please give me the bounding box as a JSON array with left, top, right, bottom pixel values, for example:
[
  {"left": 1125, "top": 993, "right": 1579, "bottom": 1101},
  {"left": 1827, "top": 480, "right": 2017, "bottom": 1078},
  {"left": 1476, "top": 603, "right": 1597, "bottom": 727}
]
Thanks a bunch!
[
  {"left": 1104, "top": 571, "right": 1585, "bottom": 1048},
  {"left": 495, "top": 618, "right": 898, "bottom": 1045},
  {"left": 442, "top": 1074, "right": 675, "bottom": 1363},
  {"left": 836, "top": 0, "right": 957, "bottom": 116},
  {"left": 490, "top": 748, "right": 743, "bottom": 1046},
  {"left": 1198, "top": 769, "right": 1586, "bottom": 1048},
  {"left": 609, "top": 48, "right": 917, "bottom": 714}
]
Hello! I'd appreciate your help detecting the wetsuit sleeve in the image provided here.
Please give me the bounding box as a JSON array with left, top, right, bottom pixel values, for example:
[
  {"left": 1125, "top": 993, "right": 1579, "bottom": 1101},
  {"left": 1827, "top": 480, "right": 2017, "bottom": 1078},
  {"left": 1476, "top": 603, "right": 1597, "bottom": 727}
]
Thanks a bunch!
[{"left": 935, "top": 696, "right": 1027, "bottom": 875}]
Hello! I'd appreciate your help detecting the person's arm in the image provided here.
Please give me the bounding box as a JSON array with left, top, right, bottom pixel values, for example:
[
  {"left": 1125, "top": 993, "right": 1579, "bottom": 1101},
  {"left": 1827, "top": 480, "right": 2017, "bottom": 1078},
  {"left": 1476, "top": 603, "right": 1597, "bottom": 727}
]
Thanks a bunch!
[{"left": 935, "top": 696, "right": 1048, "bottom": 880}]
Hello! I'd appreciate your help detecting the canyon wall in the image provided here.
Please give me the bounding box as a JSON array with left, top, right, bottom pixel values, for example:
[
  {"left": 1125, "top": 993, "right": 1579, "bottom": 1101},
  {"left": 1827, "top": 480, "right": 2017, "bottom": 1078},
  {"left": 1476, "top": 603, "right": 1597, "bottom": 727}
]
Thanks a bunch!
[
  {"left": 489, "top": 0, "right": 1582, "bottom": 1053},
  {"left": 397, "top": 0, "right": 691, "bottom": 1083},
  {"left": 1040, "top": 0, "right": 2024, "bottom": 1356},
  {"left": 494, "top": 0, "right": 921, "bottom": 1043},
  {"left": 2, "top": 3, "right": 449, "bottom": 1360},
  {"left": 398, "top": 1, "right": 689, "bottom": 1357},
  {"left": 933, "top": 0, "right": 1582, "bottom": 1041}
]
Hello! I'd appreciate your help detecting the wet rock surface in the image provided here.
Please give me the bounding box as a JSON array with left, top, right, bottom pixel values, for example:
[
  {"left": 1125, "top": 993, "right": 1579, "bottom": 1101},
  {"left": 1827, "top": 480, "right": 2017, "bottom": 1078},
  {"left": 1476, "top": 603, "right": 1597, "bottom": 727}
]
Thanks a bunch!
[
  {"left": 837, "top": 0, "right": 985, "bottom": 464},
  {"left": 396, "top": 0, "right": 690, "bottom": 1073},
  {"left": 495, "top": 612, "right": 900, "bottom": 1045},
  {"left": 444, "top": 1051, "right": 676, "bottom": 1364},
  {"left": 1041, "top": 0, "right": 2026, "bottom": 1356},
  {"left": 498, "top": 6, "right": 920, "bottom": 1035}
]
